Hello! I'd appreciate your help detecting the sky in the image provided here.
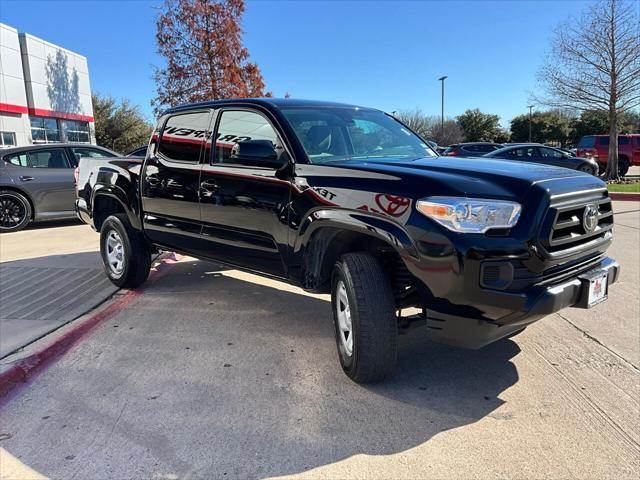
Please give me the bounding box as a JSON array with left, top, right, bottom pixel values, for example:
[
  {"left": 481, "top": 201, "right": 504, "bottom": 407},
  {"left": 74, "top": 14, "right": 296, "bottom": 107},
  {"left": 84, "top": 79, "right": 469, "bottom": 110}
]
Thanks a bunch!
[{"left": 0, "top": 0, "right": 593, "bottom": 126}]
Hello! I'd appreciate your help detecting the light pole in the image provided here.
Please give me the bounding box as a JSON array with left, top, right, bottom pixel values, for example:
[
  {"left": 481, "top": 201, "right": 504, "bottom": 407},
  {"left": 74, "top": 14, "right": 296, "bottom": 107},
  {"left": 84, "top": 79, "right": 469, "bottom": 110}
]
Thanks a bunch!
[
  {"left": 438, "top": 76, "right": 448, "bottom": 140},
  {"left": 527, "top": 105, "right": 534, "bottom": 142}
]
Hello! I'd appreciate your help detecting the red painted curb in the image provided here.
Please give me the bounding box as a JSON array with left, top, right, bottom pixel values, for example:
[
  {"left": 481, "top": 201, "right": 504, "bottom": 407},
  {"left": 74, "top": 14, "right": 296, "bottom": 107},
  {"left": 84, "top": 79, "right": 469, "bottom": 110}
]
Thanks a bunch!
[
  {"left": 0, "top": 253, "right": 183, "bottom": 404},
  {"left": 609, "top": 192, "right": 640, "bottom": 201},
  {"left": 0, "top": 291, "right": 139, "bottom": 401}
]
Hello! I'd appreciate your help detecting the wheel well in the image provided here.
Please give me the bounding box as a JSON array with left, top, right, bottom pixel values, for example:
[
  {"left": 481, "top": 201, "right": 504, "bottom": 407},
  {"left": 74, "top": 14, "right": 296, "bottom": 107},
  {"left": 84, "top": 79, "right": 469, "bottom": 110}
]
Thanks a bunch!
[
  {"left": 618, "top": 155, "right": 629, "bottom": 162},
  {"left": 0, "top": 186, "right": 35, "bottom": 219},
  {"left": 302, "top": 228, "right": 407, "bottom": 294},
  {"left": 93, "top": 195, "right": 125, "bottom": 231}
]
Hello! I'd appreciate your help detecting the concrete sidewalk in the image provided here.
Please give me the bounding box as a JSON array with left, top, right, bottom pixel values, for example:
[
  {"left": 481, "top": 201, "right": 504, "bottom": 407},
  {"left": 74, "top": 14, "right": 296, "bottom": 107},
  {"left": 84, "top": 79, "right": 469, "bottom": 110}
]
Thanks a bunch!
[{"left": 0, "top": 223, "right": 116, "bottom": 358}]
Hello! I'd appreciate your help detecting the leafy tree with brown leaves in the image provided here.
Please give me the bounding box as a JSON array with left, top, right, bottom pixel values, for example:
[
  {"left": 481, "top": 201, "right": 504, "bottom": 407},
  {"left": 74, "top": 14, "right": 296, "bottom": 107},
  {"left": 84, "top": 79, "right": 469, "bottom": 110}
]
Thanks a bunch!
[
  {"left": 153, "top": 0, "right": 270, "bottom": 115},
  {"left": 537, "top": 0, "right": 639, "bottom": 179}
]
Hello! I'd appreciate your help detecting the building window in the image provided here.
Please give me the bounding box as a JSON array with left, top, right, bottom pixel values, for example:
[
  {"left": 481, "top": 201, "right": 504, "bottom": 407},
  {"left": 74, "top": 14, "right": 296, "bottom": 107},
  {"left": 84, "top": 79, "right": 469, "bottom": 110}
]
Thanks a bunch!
[
  {"left": 30, "top": 117, "right": 61, "bottom": 143},
  {"left": 0, "top": 131, "right": 17, "bottom": 147},
  {"left": 62, "top": 120, "right": 90, "bottom": 143}
]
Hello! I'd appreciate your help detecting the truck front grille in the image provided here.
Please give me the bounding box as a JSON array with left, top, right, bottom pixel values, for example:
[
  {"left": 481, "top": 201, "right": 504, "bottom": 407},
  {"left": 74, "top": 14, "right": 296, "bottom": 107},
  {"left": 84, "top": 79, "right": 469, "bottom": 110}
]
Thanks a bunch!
[{"left": 540, "top": 189, "right": 613, "bottom": 256}]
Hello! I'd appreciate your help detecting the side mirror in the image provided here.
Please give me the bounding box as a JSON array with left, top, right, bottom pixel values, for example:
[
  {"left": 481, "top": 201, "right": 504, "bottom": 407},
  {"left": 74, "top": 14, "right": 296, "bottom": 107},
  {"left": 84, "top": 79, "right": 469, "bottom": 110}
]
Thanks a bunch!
[{"left": 230, "top": 140, "right": 286, "bottom": 169}]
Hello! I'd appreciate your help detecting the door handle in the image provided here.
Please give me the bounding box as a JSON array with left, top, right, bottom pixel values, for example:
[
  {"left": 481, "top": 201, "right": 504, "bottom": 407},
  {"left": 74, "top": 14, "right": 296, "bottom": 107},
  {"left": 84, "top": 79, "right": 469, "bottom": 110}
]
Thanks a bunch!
[
  {"left": 19, "top": 176, "right": 35, "bottom": 182},
  {"left": 145, "top": 176, "right": 160, "bottom": 186}
]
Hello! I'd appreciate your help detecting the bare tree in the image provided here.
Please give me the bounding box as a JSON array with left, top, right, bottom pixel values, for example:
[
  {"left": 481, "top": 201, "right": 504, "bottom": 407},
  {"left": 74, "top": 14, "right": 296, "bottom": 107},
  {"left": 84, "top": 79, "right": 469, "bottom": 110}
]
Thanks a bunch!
[
  {"left": 396, "top": 109, "right": 433, "bottom": 139},
  {"left": 396, "top": 109, "right": 463, "bottom": 146},
  {"left": 537, "top": 0, "right": 639, "bottom": 180}
]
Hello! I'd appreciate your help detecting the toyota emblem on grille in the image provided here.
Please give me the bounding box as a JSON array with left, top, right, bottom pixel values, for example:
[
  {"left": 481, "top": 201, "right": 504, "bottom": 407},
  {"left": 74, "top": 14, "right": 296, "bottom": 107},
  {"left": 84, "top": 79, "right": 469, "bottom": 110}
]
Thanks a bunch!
[{"left": 583, "top": 204, "right": 599, "bottom": 232}]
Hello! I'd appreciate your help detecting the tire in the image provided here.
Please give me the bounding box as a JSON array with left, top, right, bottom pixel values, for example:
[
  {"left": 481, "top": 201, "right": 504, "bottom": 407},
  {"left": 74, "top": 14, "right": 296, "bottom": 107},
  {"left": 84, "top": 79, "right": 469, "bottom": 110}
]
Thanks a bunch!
[
  {"left": 331, "top": 252, "right": 398, "bottom": 383},
  {"left": 100, "top": 213, "right": 151, "bottom": 288},
  {"left": 0, "top": 190, "right": 31, "bottom": 233},
  {"left": 618, "top": 157, "right": 630, "bottom": 177},
  {"left": 578, "top": 164, "right": 597, "bottom": 175}
]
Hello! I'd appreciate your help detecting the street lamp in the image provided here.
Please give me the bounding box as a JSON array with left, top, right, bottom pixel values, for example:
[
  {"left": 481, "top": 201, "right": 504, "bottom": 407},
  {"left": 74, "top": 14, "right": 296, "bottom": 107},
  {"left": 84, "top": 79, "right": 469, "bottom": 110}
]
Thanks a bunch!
[
  {"left": 527, "top": 105, "right": 534, "bottom": 142},
  {"left": 438, "top": 76, "right": 448, "bottom": 140}
]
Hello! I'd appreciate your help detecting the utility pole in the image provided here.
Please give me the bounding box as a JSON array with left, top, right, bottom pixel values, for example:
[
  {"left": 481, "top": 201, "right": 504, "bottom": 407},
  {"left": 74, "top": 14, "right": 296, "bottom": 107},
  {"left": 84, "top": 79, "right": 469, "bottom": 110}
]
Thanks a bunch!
[
  {"left": 438, "top": 76, "right": 448, "bottom": 140},
  {"left": 527, "top": 105, "right": 534, "bottom": 142}
]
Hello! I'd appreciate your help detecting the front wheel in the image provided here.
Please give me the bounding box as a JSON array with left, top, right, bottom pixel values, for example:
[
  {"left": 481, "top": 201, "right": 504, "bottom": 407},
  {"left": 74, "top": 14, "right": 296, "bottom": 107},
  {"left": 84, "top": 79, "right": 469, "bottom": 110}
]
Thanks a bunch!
[
  {"left": 0, "top": 190, "right": 31, "bottom": 233},
  {"left": 100, "top": 214, "right": 151, "bottom": 288},
  {"left": 331, "top": 252, "right": 398, "bottom": 383}
]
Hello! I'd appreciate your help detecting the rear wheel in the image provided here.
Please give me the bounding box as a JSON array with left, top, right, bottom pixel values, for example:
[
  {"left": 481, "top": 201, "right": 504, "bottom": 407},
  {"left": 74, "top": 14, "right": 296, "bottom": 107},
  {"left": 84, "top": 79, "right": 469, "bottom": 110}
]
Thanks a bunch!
[
  {"left": 0, "top": 190, "right": 31, "bottom": 233},
  {"left": 100, "top": 213, "right": 151, "bottom": 288},
  {"left": 331, "top": 252, "right": 397, "bottom": 383},
  {"left": 578, "top": 164, "right": 596, "bottom": 175},
  {"left": 618, "top": 157, "right": 630, "bottom": 176}
]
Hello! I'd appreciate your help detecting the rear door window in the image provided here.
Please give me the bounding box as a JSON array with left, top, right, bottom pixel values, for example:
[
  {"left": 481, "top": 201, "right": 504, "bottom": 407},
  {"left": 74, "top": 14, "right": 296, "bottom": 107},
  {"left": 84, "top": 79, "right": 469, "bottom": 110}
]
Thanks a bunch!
[
  {"left": 618, "top": 137, "right": 629, "bottom": 145},
  {"left": 4, "top": 148, "right": 72, "bottom": 168},
  {"left": 158, "top": 111, "right": 211, "bottom": 162},
  {"left": 540, "top": 147, "right": 565, "bottom": 159},
  {"left": 476, "top": 144, "right": 497, "bottom": 153},
  {"left": 510, "top": 147, "right": 537, "bottom": 159}
]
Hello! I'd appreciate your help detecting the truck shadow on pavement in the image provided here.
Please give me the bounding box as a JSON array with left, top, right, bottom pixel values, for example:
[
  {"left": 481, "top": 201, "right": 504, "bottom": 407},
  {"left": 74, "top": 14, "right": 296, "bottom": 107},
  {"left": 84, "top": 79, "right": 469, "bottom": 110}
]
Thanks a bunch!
[{"left": 0, "top": 258, "right": 520, "bottom": 479}]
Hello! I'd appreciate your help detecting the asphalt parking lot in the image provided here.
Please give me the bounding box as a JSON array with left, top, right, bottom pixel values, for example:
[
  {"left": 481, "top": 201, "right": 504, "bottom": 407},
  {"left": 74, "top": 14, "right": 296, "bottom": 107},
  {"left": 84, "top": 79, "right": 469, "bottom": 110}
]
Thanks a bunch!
[{"left": 0, "top": 203, "right": 638, "bottom": 479}]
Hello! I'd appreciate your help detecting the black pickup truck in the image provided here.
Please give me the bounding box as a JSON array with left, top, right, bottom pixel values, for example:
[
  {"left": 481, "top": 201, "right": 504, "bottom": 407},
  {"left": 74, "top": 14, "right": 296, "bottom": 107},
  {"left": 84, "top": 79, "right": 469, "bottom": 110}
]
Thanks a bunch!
[{"left": 76, "top": 98, "right": 619, "bottom": 383}]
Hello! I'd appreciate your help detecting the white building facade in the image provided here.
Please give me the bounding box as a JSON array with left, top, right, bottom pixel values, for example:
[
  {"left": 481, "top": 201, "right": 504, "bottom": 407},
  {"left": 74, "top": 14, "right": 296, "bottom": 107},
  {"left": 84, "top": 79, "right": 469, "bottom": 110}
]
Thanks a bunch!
[{"left": 0, "top": 23, "right": 95, "bottom": 148}]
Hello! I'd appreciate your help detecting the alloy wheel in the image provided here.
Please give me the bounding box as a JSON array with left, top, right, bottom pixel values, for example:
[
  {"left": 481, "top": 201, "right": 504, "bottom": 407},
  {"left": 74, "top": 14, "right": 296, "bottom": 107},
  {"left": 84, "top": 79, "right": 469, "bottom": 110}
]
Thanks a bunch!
[
  {"left": 0, "top": 195, "right": 26, "bottom": 229},
  {"left": 335, "top": 280, "right": 353, "bottom": 356},
  {"left": 105, "top": 230, "right": 125, "bottom": 274}
]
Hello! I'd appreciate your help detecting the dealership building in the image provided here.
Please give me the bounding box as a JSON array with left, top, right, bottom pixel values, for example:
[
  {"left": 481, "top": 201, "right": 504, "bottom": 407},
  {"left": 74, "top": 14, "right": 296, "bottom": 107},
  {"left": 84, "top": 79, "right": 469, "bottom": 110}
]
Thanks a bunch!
[{"left": 0, "top": 23, "right": 95, "bottom": 148}]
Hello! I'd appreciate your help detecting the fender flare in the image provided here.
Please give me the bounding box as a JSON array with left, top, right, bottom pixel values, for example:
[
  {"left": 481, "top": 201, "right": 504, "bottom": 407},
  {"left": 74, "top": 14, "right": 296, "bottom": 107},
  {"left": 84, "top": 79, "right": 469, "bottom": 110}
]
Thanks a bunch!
[
  {"left": 295, "top": 208, "right": 417, "bottom": 256},
  {"left": 294, "top": 208, "right": 420, "bottom": 291},
  {"left": 91, "top": 183, "right": 142, "bottom": 230}
]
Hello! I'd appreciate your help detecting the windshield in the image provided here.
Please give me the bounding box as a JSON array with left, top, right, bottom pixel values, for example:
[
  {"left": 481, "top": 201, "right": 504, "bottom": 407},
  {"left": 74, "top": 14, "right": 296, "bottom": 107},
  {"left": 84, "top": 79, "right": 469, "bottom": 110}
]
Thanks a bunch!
[
  {"left": 280, "top": 106, "right": 437, "bottom": 164},
  {"left": 578, "top": 136, "right": 596, "bottom": 148}
]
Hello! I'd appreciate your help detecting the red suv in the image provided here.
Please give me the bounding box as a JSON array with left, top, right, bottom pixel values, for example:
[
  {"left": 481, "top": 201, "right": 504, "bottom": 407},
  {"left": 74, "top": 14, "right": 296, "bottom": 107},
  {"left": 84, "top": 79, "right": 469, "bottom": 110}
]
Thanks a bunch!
[{"left": 576, "top": 134, "right": 640, "bottom": 176}]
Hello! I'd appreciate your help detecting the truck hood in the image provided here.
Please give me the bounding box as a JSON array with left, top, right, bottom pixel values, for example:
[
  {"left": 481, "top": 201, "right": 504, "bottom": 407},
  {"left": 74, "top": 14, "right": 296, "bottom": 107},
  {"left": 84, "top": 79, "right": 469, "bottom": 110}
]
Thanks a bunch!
[{"left": 330, "top": 156, "right": 606, "bottom": 202}]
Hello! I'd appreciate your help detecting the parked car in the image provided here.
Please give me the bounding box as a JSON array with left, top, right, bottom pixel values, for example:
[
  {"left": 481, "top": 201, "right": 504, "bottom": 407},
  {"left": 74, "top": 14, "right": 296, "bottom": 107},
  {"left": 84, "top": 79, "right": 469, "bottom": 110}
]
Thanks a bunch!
[
  {"left": 76, "top": 98, "right": 618, "bottom": 383},
  {"left": 576, "top": 134, "right": 640, "bottom": 176},
  {"left": 126, "top": 146, "right": 148, "bottom": 157},
  {"left": 484, "top": 144, "right": 599, "bottom": 175},
  {"left": 442, "top": 142, "right": 503, "bottom": 156},
  {"left": 0, "top": 143, "right": 119, "bottom": 232}
]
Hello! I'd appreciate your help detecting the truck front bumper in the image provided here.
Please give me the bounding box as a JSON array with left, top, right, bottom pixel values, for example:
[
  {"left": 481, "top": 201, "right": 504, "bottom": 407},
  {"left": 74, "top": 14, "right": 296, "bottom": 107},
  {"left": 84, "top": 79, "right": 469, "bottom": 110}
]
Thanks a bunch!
[{"left": 425, "top": 257, "right": 620, "bottom": 349}]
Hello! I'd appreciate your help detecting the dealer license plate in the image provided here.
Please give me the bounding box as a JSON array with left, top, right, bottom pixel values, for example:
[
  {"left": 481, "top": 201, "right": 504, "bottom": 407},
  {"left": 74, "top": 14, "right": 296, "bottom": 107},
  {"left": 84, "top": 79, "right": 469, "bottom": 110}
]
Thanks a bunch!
[{"left": 587, "top": 272, "right": 608, "bottom": 307}]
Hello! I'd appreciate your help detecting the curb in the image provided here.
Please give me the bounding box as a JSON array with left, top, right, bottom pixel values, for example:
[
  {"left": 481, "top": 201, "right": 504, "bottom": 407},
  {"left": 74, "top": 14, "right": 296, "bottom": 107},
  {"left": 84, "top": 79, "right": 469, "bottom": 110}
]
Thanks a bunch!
[
  {"left": 0, "top": 253, "right": 183, "bottom": 404},
  {"left": 609, "top": 192, "right": 640, "bottom": 201}
]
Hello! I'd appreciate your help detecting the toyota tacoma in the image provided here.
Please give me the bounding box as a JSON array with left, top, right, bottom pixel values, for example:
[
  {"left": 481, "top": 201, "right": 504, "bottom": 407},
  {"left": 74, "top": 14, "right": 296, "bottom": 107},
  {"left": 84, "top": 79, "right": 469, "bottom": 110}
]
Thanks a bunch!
[{"left": 76, "top": 99, "right": 619, "bottom": 383}]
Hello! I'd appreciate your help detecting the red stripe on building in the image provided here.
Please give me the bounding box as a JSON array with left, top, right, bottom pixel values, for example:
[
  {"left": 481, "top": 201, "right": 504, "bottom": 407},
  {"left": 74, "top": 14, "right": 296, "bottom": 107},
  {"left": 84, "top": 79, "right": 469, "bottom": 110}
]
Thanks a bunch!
[
  {"left": 0, "top": 102, "right": 29, "bottom": 114},
  {"left": 0, "top": 103, "right": 94, "bottom": 122},
  {"left": 28, "top": 108, "right": 94, "bottom": 123}
]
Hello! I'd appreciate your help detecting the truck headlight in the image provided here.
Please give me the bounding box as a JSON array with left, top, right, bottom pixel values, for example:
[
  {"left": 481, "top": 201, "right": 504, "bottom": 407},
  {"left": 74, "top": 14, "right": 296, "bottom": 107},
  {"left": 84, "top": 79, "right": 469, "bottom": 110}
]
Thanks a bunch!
[{"left": 416, "top": 197, "right": 521, "bottom": 233}]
